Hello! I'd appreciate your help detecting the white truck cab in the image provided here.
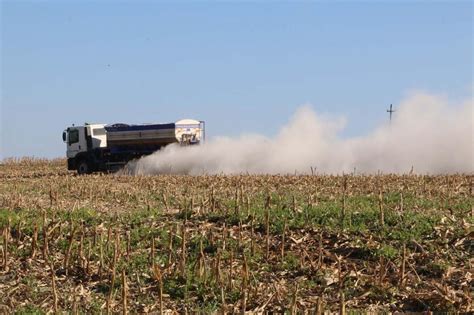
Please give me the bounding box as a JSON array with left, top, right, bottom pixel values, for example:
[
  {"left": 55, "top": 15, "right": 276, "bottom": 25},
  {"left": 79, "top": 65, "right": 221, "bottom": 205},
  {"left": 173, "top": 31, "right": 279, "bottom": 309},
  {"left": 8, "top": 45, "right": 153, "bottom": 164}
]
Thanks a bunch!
[
  {"left": 62, "top": 124, "right": 108, "bottom": 173},
  {"left": 63, "top": 124, "right": 107, "bottom": 158}
]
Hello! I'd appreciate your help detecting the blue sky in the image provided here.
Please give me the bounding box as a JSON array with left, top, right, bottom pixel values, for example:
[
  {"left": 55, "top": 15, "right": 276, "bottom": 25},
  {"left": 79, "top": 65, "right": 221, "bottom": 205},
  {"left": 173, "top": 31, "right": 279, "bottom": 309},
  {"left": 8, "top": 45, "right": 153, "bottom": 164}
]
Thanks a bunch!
[{"left": 1, "top": 1, "right": 472, "bottom": 158}]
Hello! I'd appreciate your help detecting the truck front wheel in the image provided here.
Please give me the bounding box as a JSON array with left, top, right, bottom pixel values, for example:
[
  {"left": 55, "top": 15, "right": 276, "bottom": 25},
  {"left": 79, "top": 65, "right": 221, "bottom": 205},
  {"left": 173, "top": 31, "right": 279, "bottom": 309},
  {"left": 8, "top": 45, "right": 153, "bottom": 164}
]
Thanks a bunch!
[{"left": 77, "top": 160, "right": 90, "bottom": 175}]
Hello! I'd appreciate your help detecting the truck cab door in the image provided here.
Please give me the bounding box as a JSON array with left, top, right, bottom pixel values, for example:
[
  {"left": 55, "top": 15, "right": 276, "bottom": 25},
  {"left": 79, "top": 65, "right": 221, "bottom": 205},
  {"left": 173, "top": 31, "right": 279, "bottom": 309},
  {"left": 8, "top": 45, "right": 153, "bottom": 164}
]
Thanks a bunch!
[{"left": 66, "top": 127, "right": 87, "bottom": 158}]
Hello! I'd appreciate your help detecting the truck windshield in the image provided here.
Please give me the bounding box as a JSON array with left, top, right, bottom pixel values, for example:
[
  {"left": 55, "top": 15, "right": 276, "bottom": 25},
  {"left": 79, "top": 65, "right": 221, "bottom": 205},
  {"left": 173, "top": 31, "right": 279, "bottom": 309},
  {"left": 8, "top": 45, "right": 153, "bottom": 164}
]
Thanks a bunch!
[{"left": 68, "top": 129, "right": 79, "bottom": 145}]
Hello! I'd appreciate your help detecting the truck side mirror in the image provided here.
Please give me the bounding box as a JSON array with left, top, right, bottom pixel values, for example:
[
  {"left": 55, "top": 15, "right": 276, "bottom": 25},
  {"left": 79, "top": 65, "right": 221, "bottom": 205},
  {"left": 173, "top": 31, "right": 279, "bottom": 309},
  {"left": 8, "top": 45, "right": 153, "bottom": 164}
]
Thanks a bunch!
[{"left": 62, "top": 131, "right": 67, "bottom": 142}]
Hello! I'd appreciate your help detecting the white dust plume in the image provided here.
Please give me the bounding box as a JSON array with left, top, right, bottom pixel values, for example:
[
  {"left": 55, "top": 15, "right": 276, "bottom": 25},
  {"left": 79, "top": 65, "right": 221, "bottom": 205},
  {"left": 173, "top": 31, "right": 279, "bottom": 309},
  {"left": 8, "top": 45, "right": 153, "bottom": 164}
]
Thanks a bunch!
[{"left": 128, "top": 91, "right": 473, "bottom": 175}]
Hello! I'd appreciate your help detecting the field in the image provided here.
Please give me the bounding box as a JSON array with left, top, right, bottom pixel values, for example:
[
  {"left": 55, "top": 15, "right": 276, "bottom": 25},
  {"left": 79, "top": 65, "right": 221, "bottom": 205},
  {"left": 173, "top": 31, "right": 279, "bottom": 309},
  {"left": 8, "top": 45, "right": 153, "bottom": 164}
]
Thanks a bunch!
[{"left": 0, "top": 159, "right": 472, "bottom": 313}]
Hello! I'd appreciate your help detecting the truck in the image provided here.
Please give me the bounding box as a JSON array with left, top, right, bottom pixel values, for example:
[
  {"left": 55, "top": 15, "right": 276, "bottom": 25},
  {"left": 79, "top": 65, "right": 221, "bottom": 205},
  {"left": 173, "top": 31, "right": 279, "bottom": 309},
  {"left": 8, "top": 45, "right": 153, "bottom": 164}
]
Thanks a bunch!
[{"left": 62, "top": 119, "right": 205, "bottom": 174}]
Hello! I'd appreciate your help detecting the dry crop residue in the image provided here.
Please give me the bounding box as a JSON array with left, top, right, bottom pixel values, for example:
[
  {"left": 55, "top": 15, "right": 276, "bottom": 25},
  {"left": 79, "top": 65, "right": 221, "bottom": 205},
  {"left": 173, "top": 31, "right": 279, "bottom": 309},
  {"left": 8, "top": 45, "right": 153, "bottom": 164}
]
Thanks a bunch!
[{"left": 0, "top": 159, "right": 472, "bottom": 313}]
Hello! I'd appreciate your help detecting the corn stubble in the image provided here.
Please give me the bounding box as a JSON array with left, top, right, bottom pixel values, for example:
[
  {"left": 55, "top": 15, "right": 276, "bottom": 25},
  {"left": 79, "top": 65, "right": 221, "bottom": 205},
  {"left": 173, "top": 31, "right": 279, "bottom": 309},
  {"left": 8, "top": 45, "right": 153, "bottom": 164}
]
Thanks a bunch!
[{"left": 0, "top": 158, "right": 472, "bottom": 313}]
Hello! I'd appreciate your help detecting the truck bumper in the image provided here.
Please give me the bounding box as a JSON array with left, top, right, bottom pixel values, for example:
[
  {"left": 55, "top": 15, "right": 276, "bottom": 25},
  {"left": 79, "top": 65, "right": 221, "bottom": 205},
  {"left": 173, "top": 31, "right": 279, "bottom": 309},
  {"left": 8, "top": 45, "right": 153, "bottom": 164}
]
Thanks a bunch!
[{"left": 67, "top": 158, "right": 76, "bottom": 171}]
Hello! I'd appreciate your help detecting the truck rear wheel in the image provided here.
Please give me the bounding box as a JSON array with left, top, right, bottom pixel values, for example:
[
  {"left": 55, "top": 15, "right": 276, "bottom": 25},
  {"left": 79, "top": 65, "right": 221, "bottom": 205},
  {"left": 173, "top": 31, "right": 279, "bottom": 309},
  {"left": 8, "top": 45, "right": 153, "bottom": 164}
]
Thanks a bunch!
[{"left": 77, "top": 160, "right": 90, "bottom": 175}]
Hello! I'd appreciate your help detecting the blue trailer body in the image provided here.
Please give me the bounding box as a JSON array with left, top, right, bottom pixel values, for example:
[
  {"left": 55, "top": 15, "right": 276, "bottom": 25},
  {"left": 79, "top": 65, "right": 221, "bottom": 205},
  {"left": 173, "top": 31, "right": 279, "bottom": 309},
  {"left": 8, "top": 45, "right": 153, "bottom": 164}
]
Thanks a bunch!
[
  {"left": 104, "top": 123, "right": 176, "bottom": 132},
  {"left": 104, "top": 123, "right": 178, "bottom": 154}
]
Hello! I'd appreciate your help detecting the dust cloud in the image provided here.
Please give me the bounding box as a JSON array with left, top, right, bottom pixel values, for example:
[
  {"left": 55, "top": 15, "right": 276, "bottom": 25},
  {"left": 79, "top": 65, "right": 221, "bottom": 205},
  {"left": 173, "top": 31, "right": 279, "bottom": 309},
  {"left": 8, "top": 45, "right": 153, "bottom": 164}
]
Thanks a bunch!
[{"left": 128, "top": 92, "right": 473, "bottom": 175}]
